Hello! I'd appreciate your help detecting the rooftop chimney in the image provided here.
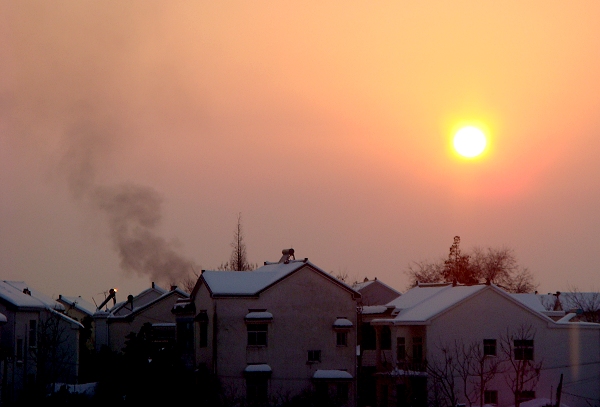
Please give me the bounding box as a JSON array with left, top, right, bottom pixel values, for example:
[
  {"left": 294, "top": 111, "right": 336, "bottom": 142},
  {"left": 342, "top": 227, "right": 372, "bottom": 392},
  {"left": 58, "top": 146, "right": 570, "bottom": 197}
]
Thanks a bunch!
[{"left": 23, "top": 288, "right": 31, "bottom": 296}]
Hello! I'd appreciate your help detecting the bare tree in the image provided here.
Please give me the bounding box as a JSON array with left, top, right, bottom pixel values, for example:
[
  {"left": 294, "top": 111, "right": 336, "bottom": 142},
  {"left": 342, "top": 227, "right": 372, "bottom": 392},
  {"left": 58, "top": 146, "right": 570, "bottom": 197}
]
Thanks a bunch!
[
  {"left": 427, "top": 339, "right": 503, "bottom": 407},
  {"left": 427, "top": 343, "right": 462, "bottom": 407},
  {"left": 405, "top": 236, "right": 538, "bottom": 293},
  {"left": 499, "top": 325, "right": 543, "bottom": 407},
  {"left": 562, "top": 287, "right": 600, "bottom": 323},
  {"left": 218, "top": 213, "right": 257, "bottom": 271},
  {"left": 30, "top": 311, "right": 78, "bottom": 392}
]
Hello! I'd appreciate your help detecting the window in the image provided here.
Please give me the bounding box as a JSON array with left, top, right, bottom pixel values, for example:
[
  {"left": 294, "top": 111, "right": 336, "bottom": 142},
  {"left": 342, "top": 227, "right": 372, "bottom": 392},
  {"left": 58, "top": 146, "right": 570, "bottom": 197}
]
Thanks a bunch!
[
  {"left": 177, "top": 320, "right": 194, "bottom": 352},
  {"left": 308, "top": 350, "right": 321, "bottom": 363},
  {"left": 514, "top": 339, "right": 534, "bottom": 360},
  {"left": 247, "top": 324, "right": 268, "bottom": 346},
  {"left": 337, "top": 331, "right": 347, "bottom": 347},
  {"left": 412, "top": 337, "right": 423, "bottom": 362},
  {"left": 483, "top": 339, "right": 496, "bottom": 356},
  {"left": 29, "top": 320, "right": 37, "bottom": 348},
  {"left": 196, "top": 310, "right": 209, "bottom": 348},
  {"left": 16, "top": 338, "right": 23, "bottom": 362},
  {"left": 199, "top": 322, "right": 208, "bottom": 348},
  {"left": 361, "top": 323, "right": 376, "bottom": 350},
  {"left": 516, "top": 390, "right": 535, "bottom": 403},
  {"left": 484, "top": 390, "right": 498, "bottom": 405},
  {"left": 246, "top": 377, "right": 268, "bottom": 403},
  {"left": 380, "top": 326, "right": 392, "bottom": 350},
  {"left": 397, "top": 337, "right": 406, "bottom": 361}
]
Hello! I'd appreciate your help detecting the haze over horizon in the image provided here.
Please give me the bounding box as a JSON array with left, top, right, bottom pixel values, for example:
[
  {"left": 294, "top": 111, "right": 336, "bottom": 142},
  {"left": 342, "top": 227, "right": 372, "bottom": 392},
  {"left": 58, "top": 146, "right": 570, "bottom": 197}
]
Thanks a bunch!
[{"left": 2, "top": 2, "right": 600, "bottom": 303}]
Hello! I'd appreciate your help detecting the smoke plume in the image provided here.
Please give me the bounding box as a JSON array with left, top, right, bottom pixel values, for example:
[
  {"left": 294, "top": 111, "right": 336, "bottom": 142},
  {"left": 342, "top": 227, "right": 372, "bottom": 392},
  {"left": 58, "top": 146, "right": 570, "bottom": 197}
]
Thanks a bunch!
[{"left": 59, "top": 123, "right": 197, "bottom": 285}]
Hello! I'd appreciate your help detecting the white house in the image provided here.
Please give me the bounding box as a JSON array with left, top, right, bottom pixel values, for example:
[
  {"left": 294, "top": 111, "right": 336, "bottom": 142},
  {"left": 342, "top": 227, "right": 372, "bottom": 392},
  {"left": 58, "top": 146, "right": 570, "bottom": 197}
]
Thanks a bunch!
[
  {"left": 174, "top": 249, "right": 361, "bottom": 406},
  {"left": 0, "top": 281, "right": 82, "bottom": 403},
  {"left": 368, "top": 282, "right": 600, "bottom": 407}
]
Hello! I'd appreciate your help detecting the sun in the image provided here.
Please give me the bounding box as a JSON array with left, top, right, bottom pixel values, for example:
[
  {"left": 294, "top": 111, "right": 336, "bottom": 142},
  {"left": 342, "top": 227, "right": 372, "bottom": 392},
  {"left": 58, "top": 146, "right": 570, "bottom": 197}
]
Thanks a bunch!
[{"left": 453, "top": 126, "right": 487, "bottom": 158}]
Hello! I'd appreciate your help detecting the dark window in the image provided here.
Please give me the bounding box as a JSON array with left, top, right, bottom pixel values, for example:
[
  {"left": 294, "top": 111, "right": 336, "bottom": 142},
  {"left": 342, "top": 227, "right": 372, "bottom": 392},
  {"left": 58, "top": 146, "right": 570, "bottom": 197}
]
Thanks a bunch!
[
  {"left": 412, "top": 337, "right": 423, "bottom": 362},
  {"left": 316, "top": 382, "right": 328, "bottom": 400},
  {"left": 246, "top": 377, "right": 268, "bottom": 403},
  {"left": 516, "top": 390, "right": 535, "bottom": 403},
  {"left": 337, "top": 382, "right": 349, "bottom": 401},
  {"left": 337, "top": 331, "right": 347, "bottom": 347},
  {"left": 16, "top": 339, "right": 23, "bottom": 361},
  {"left": 199, "top": 322, "right": 208, "bottom": 348},
  {"left": 308, "top": 350, "right": 321, "bottom": 362},
  {"left": 380, "top": 326, "right": 392, "bottom": 350},
  {"left": 397, "top": 337, "right": 406, "bottom": 361},
  {"left": 247, "top": 324, "right": 268, "bottom": 346},
  {"left": 361, "top": 323, "right": 376, "bottom": 350},
  {"left": 177, "top": 320, "right": 194, "bottom": 352},
  {"left": 514, "top": 339, "right": 534, "bottom": 360},
  {"left": 483, "top": 339, "right": 496, "bottom": 356},
  {"left": 29, "top": 320, "right": 37, "bottom": 348},
  {"left": 484, "top": 390, "right": 498, "bottom": 405}
]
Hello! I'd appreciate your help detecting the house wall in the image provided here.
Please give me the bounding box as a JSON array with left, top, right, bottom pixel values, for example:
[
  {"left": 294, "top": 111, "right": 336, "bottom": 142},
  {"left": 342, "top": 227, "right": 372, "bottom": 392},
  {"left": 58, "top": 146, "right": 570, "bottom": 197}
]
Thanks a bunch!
[
  {"left": 424, "top": 288, "right": 600, "bottom": 407},
  {"left": 358, "top": 282, "right": 400, "bottom": 306},
  {"left": 108, "top": 294, "right": 183, "bottom": 353},
  {"left": 0, "top": 306, "right": 80, "bottom": 403},
  {"left": 195, "top": 266, "right": 358, "bottom": 406}
]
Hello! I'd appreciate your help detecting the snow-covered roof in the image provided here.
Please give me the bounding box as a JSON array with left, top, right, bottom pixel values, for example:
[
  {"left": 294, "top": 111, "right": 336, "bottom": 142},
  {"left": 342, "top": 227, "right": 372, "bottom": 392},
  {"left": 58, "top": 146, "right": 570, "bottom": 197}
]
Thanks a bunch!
[
  {"left": 0, "top": 281, "right": 64, "bottom": 311},
  {"left": 202, "top": 259, "right": 359, "bottom": 297},
  {"left": 107, "top": 285, "right": 188, "bottom": 317},
  {"left": 511, "top": 293, "right": 565, "bottom": 318},
  {"left": 377, "top": 284, "right": 487, "bottom": 324},
  {"left": 353, "top": 279, "right": 401, "bottom": 295},
  {"left": 245, "top": 311, "right": 273, "bottom": 320},
  {"left": 244, "top": 364, "right": 272, "bottom": 373},
  {"left": 312, "top": 370, "right": 353, "bottom": 380},
  {"left": 58, "top": 295, "right": 96, "bottom": 316},
  {"left": 361, "top": 305, "right": 390, "bottom": 315},
  {"left": 333, "top": 318, "right": 353, "bottom": 328}
]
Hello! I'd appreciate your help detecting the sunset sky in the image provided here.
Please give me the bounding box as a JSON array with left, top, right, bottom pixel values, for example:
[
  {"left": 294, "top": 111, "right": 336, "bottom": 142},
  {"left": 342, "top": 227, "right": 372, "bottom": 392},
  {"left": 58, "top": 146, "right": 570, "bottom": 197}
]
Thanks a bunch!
[{"left": 2, "top": 2, "right": 600, "bottom": 303}]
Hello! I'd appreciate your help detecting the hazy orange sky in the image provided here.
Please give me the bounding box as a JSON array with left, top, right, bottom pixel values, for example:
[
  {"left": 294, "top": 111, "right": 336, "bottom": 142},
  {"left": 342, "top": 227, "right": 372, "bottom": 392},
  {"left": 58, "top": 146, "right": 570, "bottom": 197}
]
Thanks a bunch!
[{"left": 2, "top": 2, "right": 600, "bottom": 303}]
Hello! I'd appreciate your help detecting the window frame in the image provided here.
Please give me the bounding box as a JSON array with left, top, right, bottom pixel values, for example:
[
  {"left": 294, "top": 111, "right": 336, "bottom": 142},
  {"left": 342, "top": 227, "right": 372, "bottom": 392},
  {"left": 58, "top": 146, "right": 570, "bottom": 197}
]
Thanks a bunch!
[
  {"left": 307, "top": 349, "right": 322, "bottom": 363},
  {"left": 483, "top": 339, "right": 497, "bottom": 356},
  {"left": 247, "top": 323, "right": 268, "bottom": 347},
  {"left": 484, "top": 390, "right": 498, "bottom": 405},
  {"left": 514, "top": 339, "right": 534, "bottom": 361},
  {"left": 336, "top": 331, "right": 348, "bottom": 347},
  {"left": 397, "top": 337, "right": 406, "bottom": 361}
]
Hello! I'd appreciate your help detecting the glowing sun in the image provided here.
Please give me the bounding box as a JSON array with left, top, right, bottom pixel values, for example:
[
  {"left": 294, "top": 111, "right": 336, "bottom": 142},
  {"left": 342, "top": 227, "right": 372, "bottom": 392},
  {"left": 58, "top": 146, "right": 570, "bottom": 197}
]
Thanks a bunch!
[{"left": 453, "top": 126, "right": 487, "bottom": 158}]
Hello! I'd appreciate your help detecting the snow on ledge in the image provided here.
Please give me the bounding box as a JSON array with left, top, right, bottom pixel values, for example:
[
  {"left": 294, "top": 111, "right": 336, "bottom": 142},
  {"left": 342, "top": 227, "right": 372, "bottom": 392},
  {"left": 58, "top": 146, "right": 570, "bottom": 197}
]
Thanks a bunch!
[
  {"left": 333, "top": 318, "right": 353, "bottom": 328},
  {"left": 312, "top": 370, "right": 353, "bottom": 380},
  {"left": 244, "top": 364, "right": 272, "bottom": 373},
  {"left": 245, "top": 311, "right": 273, "bottom": 320}
]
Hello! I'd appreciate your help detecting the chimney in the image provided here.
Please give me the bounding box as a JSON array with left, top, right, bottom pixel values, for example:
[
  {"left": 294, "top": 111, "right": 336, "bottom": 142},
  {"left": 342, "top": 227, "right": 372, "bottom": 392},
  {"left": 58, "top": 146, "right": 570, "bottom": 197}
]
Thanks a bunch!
[
  {"left": 278, "top": 248, "right": 295, "bottom": 264},
  {"left": 170, "top": 285, "right": 177, "bottom": 291},
  {"left": 23, "top": 288, "right": 31, "bottom": 296},
  {"left": 127, "top": 294, "right": 134, "bottom": 309}
]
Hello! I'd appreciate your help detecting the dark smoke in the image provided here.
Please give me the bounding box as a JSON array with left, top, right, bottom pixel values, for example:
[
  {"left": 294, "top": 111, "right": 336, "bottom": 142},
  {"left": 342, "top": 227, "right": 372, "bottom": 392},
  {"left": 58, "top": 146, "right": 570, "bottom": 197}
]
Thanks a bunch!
[{"left": 59, "top": 123, "right": 196, "bottom": 285}]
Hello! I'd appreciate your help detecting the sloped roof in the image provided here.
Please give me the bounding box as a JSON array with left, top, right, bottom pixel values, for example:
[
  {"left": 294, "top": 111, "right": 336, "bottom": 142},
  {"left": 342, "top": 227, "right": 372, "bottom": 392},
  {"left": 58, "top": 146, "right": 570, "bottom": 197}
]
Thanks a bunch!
[
  {"left": 382, "top": 284, "right": 486, "bottom": 324},
  {"left": 511, "top": 293, "right": 565, "bottom": 318},
  {"left": 353, "top": 279, "right": 401, "bottom": 296},
  {"left": 106, "top": 287, "right": 189, "bottom": 320},
  {"left": 0, "top": 280, "right": 64, "bottom": 311},
  {"left": 201, "top": 259, "right": 359, "bottom": 298},
  {"left": 58, "top": 295, "right": 96, "bottom": 316}
]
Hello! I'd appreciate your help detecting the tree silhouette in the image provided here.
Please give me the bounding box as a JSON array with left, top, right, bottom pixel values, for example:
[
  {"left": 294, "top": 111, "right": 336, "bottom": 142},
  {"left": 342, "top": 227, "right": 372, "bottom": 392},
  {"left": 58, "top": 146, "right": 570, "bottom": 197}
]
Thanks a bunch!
[
  {"left": 219, "top": 213, "right": 257, "bottom": 271},
  {"left": 406, "top": 236, "right": 537, "bottom": 293}
]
